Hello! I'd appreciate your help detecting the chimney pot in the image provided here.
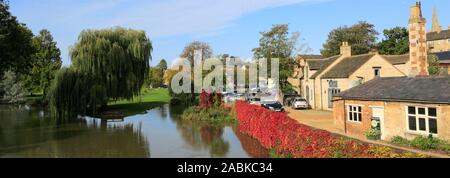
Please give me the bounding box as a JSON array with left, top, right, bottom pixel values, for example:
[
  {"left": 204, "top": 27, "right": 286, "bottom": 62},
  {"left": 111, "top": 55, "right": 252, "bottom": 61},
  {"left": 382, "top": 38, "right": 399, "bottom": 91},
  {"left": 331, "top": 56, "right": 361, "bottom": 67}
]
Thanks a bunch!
[{"left": 340, "top": 41, "right": 351, "bottom": 57}]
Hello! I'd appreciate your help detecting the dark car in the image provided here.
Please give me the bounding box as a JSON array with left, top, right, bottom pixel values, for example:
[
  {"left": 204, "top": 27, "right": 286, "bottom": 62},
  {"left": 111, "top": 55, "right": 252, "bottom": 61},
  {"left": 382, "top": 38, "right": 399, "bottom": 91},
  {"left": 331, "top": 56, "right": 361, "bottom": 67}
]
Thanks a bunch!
[{"left": 261, "top": 101, "right": 285, "bottom": 112}]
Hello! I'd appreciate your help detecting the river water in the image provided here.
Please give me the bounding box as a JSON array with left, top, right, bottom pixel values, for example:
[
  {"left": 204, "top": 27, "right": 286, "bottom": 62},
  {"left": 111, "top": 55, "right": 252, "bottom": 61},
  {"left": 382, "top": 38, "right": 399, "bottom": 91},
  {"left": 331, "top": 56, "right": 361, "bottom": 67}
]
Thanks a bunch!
[{"left": 0, "top": 104, "right": 269, "bottom": 158}]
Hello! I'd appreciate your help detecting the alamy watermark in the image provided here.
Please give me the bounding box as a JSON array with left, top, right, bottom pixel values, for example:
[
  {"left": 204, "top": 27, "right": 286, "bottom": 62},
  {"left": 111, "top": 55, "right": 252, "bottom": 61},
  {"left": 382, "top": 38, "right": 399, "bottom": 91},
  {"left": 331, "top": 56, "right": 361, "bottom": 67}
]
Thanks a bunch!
[{"left": 170, "top": 50, "right": 280, "bottom": 94}]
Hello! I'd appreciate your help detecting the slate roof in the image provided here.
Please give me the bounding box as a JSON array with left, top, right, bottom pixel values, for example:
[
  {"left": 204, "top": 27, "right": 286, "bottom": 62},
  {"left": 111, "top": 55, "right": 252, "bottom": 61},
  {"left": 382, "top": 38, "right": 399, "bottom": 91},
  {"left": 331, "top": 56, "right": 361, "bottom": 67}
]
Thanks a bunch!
[
  {"left": 432, "top": 51, "right": 450, "bottom": 62},
  {"left": 299, "top": 55, "right": 324, "bottom": 59},
  {"left": 427, "top": 29, "right": 450, "bottom": 41},
  {"left": 307, "top": 59, "right": 327, "bottom": 70},
  {"left": 335, "top": 77, "right": 450, "bottom": 104},
  {"left": 382, "top": 54, "right": 410, "bottom": 65},
  {"left": 321, "top": 54, "right": 375, "bottom": 79},
  {"left": 309, "top": 55, "right": 340, "bottom": 79}
]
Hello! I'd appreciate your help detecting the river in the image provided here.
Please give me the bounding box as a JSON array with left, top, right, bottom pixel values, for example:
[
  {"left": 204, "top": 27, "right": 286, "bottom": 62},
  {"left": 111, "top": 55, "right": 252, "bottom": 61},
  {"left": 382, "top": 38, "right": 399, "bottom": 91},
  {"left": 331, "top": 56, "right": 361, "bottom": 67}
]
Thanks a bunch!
[{"left": 0, "top": 104, "right": 269, "bottom": 158}]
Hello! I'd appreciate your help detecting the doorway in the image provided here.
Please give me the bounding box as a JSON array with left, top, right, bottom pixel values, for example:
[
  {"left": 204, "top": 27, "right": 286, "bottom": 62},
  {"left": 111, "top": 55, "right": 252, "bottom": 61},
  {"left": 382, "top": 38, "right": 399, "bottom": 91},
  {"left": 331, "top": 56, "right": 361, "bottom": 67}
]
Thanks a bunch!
[{"left": 371, "top": 107, "right": 385, "bottom": 140}]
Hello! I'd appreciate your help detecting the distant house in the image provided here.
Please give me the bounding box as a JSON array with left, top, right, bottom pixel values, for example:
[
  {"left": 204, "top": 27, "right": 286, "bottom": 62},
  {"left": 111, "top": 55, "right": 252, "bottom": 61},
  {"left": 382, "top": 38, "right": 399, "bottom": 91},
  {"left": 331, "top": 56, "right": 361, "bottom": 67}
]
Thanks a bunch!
[
  {"left": 288, "top": 55, "right": 323, "bottom": 95},
  {"left": 333, "top": 1, "right": 450, "bottom": 141},
  {"left": 427, "top": 5, "right": 450, "bottom": 53},
  {"left": 333, "top": 77, "right": 450, "bottom": 141},
  {"left": 431, "top": 51, "right": 450, "bottom": 75}
]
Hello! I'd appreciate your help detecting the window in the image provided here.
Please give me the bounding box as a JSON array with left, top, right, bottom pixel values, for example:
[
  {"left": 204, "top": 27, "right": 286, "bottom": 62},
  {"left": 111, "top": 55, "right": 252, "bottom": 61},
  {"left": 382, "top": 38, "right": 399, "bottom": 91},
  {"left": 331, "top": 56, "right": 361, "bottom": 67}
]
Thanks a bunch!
[
  {"left": 347, "top": 105, "right": 362, "bottom": 122},
  {"left": 373, "top": 67, "right": 381, "bottom": 78},
  {"left": 407, "top": 106, "right": 438, "bottom": 134}
]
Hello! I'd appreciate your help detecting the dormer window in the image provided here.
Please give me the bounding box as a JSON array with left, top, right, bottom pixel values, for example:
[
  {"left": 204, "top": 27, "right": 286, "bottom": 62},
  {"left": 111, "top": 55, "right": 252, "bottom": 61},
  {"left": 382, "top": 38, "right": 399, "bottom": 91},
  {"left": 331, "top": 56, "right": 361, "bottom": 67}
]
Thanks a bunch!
[{"left": 373, "top": 67, "right": 381, "bottom": 78}]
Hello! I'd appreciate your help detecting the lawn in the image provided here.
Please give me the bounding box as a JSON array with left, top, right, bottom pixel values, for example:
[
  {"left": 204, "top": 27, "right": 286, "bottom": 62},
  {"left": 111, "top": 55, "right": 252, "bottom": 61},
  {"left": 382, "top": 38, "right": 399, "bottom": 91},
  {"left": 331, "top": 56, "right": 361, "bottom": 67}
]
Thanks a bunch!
[{"left": 106, "top": 88, "right": 171, "bottom": 116}]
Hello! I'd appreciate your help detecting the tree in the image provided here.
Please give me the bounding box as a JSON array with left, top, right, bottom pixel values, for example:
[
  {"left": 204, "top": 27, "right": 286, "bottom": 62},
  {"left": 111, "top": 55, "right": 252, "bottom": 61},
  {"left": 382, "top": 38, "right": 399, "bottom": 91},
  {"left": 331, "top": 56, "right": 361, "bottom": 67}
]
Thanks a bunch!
[
  {"left": 157, "top": 59, "right": 168, "bottom": 71},
  {"left": 164, "top": 69, "right": 179, "bottom": 87},
  {"left": 23, "top": 29, "right": 62, "bottom": 97},
  {"left": 428, "top": 54, "right": 441, "bottom": 76},
  {"left": 1, "top": 70, "right": 26, "bottom": 104},
  {"left": 49, "top": 27, "right": 152, "bottom": 120},
  {"left": 321, "top": 21, "right": 379, "bottom": 57},
  {"left": 377, "top": 27, "right": 409, "bottom": 55},
  {"left": 180, "top": 41, "right": 213, "bottom": 65},
  {"left": 252, "top": 24, "right": 307, "bottom": 93},
  {"left": 148, "top": 67, "right": 164, "bottom": 88},
  {"left": 0, "top": 0, "right": 35, "bottom": 76},
  {"left": 167, "top": 41, "right": 213, "bottom": 105}
]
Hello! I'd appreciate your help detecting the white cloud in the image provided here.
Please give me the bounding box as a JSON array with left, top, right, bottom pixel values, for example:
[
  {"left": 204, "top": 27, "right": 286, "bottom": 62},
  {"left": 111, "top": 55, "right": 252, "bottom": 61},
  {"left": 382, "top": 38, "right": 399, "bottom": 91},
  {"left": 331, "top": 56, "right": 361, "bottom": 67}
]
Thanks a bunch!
[
  {"left": 12, "top": 0, "right": 325, "bottom": 65},
  {"left": 108, "top": 0, "right": 317, "bottom": 37},
  {"left": 17, "top": 0, "right": 318, "bottom": 37}
]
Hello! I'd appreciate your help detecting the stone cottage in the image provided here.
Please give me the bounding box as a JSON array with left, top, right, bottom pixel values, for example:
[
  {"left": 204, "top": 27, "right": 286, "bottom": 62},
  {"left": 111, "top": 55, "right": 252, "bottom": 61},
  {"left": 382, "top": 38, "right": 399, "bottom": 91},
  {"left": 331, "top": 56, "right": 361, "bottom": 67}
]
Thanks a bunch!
[{"left": 333, "top": 1, "right": 450, "bottom": 141}]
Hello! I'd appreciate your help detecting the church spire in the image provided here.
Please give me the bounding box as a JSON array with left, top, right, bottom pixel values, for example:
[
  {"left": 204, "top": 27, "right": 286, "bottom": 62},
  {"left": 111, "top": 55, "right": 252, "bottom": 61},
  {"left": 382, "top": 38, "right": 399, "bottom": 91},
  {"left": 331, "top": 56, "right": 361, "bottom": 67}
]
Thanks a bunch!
[{"left": 431, "top": 4, "right": 442, "bottom": 32}]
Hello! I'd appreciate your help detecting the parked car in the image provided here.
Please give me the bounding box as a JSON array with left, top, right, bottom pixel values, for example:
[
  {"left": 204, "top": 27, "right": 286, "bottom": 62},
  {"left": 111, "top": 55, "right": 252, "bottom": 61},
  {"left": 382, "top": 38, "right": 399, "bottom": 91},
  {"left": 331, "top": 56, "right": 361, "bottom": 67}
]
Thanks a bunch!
[
  {"left": 228, "top": 93, "right": 245, "bottom": 103},
  {"left": 248, "top": 97, "right": 261, "bottom": 105},
  {"left": 261, "top": 101, "right": 285, "bottom": 112},
  {"left": 291, "top": 97, "right": 309, "bottom": 109}
]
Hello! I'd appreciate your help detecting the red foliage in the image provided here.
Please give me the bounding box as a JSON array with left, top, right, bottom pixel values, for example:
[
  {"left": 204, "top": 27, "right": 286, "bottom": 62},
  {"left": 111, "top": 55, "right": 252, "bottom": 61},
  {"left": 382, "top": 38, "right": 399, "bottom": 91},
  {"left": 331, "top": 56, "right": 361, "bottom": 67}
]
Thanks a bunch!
[
  {"left": 235, "top": 101, "right": 378, "bottom": 158},
  {"left": 200, "top": 90, "right": 223, "bottom": 109}
]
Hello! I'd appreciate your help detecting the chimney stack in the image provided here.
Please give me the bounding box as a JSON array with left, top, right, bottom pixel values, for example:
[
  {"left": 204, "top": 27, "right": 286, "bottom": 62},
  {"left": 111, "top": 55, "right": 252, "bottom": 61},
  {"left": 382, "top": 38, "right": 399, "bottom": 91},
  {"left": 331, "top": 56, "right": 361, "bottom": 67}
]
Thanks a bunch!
[
  {"left": 369, "top": 49, "right": 379, "bottom": 55},
  {"left": 448, "top": 26, "right": 450, "bottom": 30},
  {"left": 408, "top": 1, "right": 428, "bottom": 77},
  {"left": 340, "top": 42, "right": 351, "bottom": 57}
]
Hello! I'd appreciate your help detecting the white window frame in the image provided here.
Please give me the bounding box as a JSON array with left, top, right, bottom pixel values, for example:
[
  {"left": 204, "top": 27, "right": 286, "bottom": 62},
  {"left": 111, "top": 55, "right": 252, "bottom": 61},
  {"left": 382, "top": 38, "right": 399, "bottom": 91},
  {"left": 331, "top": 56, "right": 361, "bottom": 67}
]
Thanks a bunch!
[
  {"left": 405, "top": 106, "right": 438, "bottom": 136},
  {"left": 347, "top": 105, "right": 363, "bottom": 123}
]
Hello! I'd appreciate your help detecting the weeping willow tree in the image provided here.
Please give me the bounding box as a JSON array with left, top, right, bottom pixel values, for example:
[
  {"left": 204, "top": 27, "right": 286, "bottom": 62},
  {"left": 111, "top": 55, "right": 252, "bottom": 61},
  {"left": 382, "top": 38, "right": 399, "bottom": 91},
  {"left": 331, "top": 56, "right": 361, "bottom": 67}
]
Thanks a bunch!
[{"left": 49, "top": 27, "right": 152, "bottom": 120}]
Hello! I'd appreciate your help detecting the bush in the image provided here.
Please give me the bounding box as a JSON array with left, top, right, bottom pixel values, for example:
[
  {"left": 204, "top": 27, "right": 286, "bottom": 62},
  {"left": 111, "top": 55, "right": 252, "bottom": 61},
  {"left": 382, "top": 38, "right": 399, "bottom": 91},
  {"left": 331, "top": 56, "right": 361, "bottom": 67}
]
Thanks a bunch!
[
  {"left": 1, "top": 70, "right": 26, "bottom": 104},
  {"left": 391, "top": 135, "right": 450, "bottom": 155},
  {"left": 200, "top": 90, "right": 222, "bottom": 109},
  {"left": 365, "top": 128, "right": 381, "bottom": 137},
  {"left": 182, "top": 106, "right": 234, "bottom": 122},
  {"left": 411, "top": 136, "right": 441, "bottom": 150}
]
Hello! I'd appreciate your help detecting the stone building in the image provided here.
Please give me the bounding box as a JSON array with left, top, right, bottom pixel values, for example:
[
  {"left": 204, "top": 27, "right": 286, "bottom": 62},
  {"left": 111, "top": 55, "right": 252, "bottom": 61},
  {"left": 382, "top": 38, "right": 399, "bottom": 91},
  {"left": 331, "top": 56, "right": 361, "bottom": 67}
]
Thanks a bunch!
[
  {"left": 427, "top": 6, "right": 450, "bottom": 53},
  {"left": 333, "top": 77, "right": 450, "bottom": 141},
  {"left": 295, "top": 43, "right": 410, "bottom": 111},
  {"left": 333, "top": 1, "right": 450, "bottom": 141},
  {"left": 288, "top": 55, "right": 323, "bottom": 95},
  {"left": 433, "top": 51, "right": 450, "bottom": 74}
]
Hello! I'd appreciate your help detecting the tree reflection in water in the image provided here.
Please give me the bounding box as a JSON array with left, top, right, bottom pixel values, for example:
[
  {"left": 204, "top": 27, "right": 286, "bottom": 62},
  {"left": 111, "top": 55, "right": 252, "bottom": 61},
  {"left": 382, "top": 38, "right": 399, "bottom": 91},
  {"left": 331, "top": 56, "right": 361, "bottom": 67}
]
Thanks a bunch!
[
  {"left": 0, "top": 105, "right": 150, "bottom": 158},
  {"left": 167, "top": 104, "right": 229, "bottom": 157},
  {"left": 167, "top": 104, "right": 269, "bottom": 158},
  {"left": 174, "top": 120, "right": 230, "bottom": 157},
  {"left": 1, "top": 104, "right": 268, "bottom": 158}
]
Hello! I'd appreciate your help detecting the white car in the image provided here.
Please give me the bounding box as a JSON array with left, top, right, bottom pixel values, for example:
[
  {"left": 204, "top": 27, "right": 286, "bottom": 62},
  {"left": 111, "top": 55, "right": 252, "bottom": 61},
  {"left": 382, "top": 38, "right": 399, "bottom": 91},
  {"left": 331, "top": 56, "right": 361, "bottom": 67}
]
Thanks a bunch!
[{"left": 291, "top": 98, "right": 309, "bottom": 109}]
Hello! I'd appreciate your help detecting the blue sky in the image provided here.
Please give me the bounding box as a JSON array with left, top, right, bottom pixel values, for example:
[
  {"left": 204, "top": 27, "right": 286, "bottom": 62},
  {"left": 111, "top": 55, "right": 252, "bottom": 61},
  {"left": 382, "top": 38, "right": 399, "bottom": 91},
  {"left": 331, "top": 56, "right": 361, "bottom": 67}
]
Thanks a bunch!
[{"left": 9, "top": 0, "right": 450, "bottom": 67}]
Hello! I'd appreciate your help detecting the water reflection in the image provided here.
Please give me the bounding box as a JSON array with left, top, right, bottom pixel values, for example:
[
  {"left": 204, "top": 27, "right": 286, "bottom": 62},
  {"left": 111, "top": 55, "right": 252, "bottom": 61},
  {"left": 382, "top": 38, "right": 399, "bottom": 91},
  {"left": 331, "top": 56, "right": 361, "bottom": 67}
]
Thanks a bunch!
[
  {"left": 0, "top": 104, "right": 268, "bottom": 158},
  {"left": 0, "top": 106, "right": 149, "bottom": 158}
]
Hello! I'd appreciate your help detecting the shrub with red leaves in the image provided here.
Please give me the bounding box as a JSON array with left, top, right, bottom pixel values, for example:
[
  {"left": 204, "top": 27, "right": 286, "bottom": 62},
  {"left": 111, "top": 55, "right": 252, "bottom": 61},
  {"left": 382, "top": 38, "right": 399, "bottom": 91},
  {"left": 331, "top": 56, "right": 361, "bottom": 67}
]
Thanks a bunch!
[
  {"left": 235, "top": 101, "right": 418, "bottom": 158},
  {"left": 200, "top": 90, "right": 223, "bottom": 109}
]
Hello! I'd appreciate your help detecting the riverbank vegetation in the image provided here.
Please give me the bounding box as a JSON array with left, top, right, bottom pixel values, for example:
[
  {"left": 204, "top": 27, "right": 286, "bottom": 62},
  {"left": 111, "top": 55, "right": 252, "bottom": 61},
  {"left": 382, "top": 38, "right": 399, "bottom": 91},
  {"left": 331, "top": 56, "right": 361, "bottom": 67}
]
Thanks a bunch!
[
  {"left": 235, "top": 101, "right": 425, "bottom": 158},
  {"left": 181, "top": 91, "right": 236, "bottom": 123}
]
